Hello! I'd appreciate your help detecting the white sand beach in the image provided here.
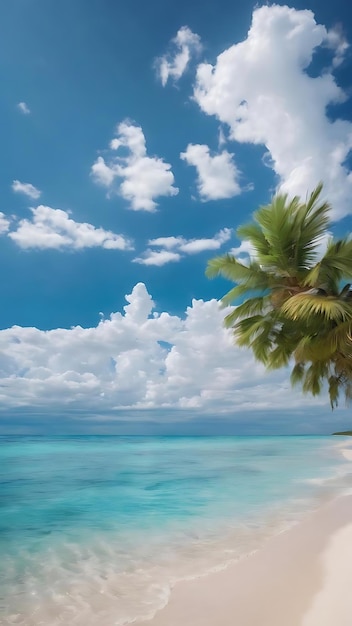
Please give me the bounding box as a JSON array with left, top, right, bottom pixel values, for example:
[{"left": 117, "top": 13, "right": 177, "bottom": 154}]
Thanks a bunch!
[
  {"left": 340, "top": 447, "right": 352, "bottom": 462},
  {"left": 136, "top": 493, "right": 352, "bottom": 626}
]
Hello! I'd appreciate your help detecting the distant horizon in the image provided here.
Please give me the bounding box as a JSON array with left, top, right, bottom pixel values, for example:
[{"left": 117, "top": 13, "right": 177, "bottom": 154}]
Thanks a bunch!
[
  {"left": 0, "top": 433, "right": 345, "bottom": 437},
  {"left": 1, "top": 419, "right": 350, "bottom": 438}
]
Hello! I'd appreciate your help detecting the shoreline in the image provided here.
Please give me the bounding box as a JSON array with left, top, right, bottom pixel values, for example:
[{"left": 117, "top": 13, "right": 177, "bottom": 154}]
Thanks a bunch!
[{"left": 134, "top": 445, "right": 352, "bottom": 626}]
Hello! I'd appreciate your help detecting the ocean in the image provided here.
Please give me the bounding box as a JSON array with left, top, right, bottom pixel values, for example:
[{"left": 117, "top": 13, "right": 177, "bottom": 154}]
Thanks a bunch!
[{"left": 1, "top": 435, "right": 351, "bottom": 625}]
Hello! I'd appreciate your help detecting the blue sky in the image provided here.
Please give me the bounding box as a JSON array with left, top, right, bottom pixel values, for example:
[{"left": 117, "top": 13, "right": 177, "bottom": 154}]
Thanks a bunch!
[{"left": 1, "top": 0, "right": 351, "bottom": 434}]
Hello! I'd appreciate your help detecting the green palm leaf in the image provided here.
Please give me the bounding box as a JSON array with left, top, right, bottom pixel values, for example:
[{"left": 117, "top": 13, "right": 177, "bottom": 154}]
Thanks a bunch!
[
  {"left": 281, "top": 294, "right": 352, "bottom": 322},
  {"left": 304, "top": 239, "right": 352, "bottom": 287}
]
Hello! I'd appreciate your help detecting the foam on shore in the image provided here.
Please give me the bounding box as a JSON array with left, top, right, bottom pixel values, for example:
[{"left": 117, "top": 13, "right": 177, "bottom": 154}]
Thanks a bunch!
[{"left": 134, "top": 497, "right": 352, "bottom": 626}]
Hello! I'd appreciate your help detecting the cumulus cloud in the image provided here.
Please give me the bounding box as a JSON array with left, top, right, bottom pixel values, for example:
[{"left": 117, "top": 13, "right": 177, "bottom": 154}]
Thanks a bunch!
[
  {"left": 133, "top": 249, "right": 181, "bottom": 266},
  {"left": 135, "top": 228, "right": 232, "bottom": 265},
  {"left": 17, "top": 101, "right": 30, "bottom": 115},
  {"left": 193, "top": 5, "right": 352, "bottom": 219},
  {"left": 12, "top": 180, "right": 41, "bottom": 200},
  {"left": 180, "top": 144, "right": 242, "bottom": 200},
  {"left": 0, "top": 283, "right": 325, "bottom": 416},
  {"left": 91, "top": 120, "right": 178, "bottom": 211},
  {"left": 9, "top": 205, "right": 133, "bottom": 251},
  {"left": 0, "top": 212, "right": 10, "bottom": 234},
  {"left": 156, "top": 26, "right": 202, "bottom": 86}
]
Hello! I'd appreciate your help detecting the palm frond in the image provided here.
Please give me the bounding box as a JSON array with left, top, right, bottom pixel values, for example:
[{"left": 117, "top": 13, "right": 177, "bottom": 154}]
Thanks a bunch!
[
  {"left": 235, "top": 223, "right": 269, "bottom": 257},
  {"left": 220, "top": 283, "right": 261, "bottom": 307},
  {"left": 304, "top": 239, "right": 352, "bottom": 287},
  {"left": 267, "top": 341, "right": 294, "bottom": 369},
  {"left": 328, "top": 376, "right": 340, "bottom": 409},
  {"left": 206, "top": 255, "right": 268, "bottom": 287},
  {"left": 223, "top": 296, "right": 270, "bottom": 324},
  {"left": 291, "top": 362, "right": 306, "bottom": 387},
  {"left": 227, "top": 314, "right": 264, "bottom": 337},
  {"left": 281, "top": 294, "right": 352, "bottom": 322},
  {"left": 302, "top": 362, "right": 329, "bottom": 396},
  {"left": 321, "top": 320, "right": 352, "bottom": 357},
  {"left": 292, "top": 187, "right": 331, "bottom": 270},
  {"left": 254, "top": 194, "right": 300, "bottom": 273},
  {"left": 294, "top": 334, "right": 337, "bottom": 363}
]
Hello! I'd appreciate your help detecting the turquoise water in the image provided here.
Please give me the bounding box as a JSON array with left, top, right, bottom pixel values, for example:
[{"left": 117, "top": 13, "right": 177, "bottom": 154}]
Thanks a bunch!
[{"left": 1, "top": 435, "right": 351, "bottom": 625}]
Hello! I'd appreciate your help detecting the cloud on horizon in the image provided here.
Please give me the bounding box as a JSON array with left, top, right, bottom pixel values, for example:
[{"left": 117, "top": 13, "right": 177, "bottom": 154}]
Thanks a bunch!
[{"left": 0, "top": 282, "right": 328, "bottom": 420}]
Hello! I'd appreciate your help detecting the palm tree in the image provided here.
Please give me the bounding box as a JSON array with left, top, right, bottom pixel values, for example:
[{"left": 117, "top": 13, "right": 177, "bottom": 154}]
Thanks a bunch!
[{"left": 206, "top": 184, "right": 352, "bottom": 408}]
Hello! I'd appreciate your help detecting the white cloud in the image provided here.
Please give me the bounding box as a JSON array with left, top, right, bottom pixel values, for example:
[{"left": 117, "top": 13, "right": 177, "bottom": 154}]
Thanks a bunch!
[
  {"left": 91, "top": 120, "right": 178, "bottom": 211},
  {"left": 180, "top": 144, "right": 242, "bottom": 200},
  {"left": 325, "top": 26, "right": 349, "bottom": 68},
  {"left": 0, "top": 212, "right": 10, "bottom": 234},
  {"left": 147, "top": 236, "right": 182, "bottom": 250},
  {"left": 135, "top": 228, "right": 232, "bottom": 265},
  {"left": 193, "top": 5, "right": 352, "bottom": 220},
  {"left": 17, "top": 101, "right": 30, "bottom": 115},
  {"left": 90, "top": 157, "right": 115, "bottom": 187},
  {"left": 9, "top": 205, "right": 133, "bottom": 251},
  {"left": 0, "top": 282, "right": 326, "bottom": 415},
  {"left": 179, "top": 228, "right": 232, "bottom": 253},
  {"left": 156, "top": 26, "right": 202, "bottom": 86},
  {"left": 12, "top": 180, "right": 41, "bottom": 200},
  {"left": 133, "top": 249, "right": 181, "bottom": 266}
]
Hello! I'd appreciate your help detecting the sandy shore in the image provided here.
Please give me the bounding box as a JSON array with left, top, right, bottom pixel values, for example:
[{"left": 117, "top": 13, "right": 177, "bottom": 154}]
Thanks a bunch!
[{"left": 135, "top": 493, "right": 352, "bottom": 626}]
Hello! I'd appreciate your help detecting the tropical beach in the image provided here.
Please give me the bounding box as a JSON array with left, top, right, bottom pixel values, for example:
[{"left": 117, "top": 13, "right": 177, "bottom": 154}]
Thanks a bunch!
[
  {"left": 2, "top": 435, "right": 352, "bottom": 625},
  {"left": 1, "top": 0, "right": 352, "bottom": 624}
]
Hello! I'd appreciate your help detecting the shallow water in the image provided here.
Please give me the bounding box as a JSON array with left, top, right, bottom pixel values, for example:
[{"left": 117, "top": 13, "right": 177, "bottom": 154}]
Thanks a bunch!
[{"left": 1, "top": 435, "right": 351, "bottom": 625}]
